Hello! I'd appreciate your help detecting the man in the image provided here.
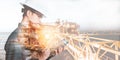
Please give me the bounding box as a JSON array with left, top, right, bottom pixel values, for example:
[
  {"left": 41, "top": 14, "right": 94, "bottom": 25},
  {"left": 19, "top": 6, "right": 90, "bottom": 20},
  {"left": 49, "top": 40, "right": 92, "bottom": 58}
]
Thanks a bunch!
[{"left": 4, "top": 0, "right": 63, "bottom": 60}]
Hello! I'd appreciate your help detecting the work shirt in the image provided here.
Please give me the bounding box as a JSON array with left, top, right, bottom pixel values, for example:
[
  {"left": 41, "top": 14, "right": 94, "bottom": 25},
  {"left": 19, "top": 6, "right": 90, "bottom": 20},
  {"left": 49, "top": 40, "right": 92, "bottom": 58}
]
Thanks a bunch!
[{"left": 4, "top": 23, "right": 28, "bottom": 60}]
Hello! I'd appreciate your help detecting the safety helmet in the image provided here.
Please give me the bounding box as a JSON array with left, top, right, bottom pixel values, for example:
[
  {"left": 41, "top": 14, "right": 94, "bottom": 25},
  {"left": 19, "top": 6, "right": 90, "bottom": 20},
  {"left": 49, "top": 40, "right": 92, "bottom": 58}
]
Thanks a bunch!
[{"left": 21, "top": 0, "right": 49, "bottom": 17}]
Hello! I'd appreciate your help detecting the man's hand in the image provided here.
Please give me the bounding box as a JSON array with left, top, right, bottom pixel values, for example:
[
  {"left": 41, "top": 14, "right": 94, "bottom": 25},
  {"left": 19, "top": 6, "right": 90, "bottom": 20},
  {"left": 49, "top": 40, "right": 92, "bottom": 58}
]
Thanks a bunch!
[
  {"left": 54, "top": 46, "right": 64, "bottom": 55},
  {"left": 46, "top": 46, "right": 64, "bottom": 60}
]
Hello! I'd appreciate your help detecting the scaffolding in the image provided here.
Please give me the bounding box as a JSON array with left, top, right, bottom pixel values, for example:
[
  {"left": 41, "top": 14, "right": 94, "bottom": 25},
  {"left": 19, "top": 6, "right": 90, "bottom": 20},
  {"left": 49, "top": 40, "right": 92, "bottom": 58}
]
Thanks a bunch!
[{"left": 55, "top": 21, "right": 120, "bottom": 60}]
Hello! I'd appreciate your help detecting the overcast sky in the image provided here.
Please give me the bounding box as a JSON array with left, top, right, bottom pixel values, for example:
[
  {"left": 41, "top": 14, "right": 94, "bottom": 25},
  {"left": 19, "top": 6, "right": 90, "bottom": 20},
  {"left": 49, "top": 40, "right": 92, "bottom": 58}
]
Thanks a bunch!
[{"left": 0, "top": 0, "right": 120, "bottom": 32}]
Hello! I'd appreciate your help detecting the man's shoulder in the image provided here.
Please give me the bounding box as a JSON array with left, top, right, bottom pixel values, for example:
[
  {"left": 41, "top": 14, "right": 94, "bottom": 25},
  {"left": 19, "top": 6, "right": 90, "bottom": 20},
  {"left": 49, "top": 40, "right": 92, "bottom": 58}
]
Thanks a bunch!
[
  {"left": 7, "top": 28, "right": 19, "bottom": 40},
  {"left": 4, "top": 28, "right": 19, "bottom": 50}
]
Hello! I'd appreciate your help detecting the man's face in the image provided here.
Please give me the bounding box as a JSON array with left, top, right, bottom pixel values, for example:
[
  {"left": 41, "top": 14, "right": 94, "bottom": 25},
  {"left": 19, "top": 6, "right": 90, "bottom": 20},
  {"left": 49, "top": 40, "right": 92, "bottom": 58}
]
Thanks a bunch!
[{"left": 29, "top": 12, "right": 42, "bottom": 23}]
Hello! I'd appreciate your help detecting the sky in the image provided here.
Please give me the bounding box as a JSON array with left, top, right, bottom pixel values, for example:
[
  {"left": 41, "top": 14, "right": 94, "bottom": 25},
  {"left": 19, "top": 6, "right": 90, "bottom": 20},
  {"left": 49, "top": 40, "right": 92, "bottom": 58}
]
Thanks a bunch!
[{"left": 0, "top": 0, "right": 120, "bottom": 32}]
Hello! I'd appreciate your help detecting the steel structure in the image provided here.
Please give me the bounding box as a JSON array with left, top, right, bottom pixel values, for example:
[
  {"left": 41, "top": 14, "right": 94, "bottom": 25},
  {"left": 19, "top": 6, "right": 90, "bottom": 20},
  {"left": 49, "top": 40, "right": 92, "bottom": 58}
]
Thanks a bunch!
[{"left": 55, "top": 21, "right": 120, "bottom": 60}]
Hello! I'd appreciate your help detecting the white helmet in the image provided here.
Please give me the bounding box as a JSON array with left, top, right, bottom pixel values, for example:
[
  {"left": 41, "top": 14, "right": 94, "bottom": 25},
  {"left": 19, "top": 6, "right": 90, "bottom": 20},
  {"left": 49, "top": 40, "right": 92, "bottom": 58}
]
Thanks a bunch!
[{"left": 21, "top": 0, "right": 49, "bottom": 17}]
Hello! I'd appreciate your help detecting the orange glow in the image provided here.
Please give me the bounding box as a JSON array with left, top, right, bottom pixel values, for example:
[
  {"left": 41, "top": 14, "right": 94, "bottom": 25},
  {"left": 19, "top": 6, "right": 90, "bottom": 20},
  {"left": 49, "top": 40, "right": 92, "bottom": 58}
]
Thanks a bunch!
[{"left": 36, "top": 25, "right": 61, "bottom": 50}]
